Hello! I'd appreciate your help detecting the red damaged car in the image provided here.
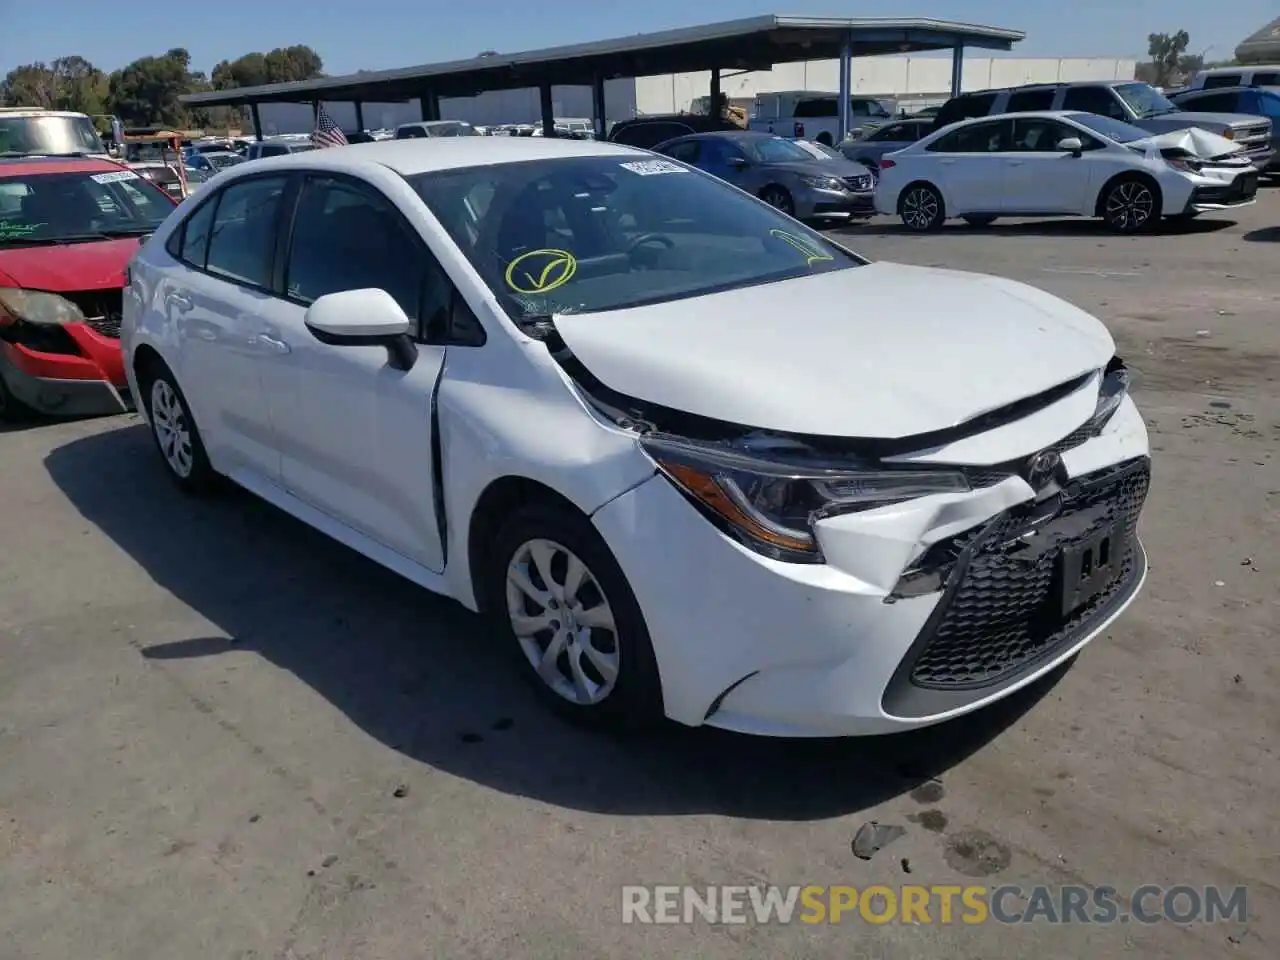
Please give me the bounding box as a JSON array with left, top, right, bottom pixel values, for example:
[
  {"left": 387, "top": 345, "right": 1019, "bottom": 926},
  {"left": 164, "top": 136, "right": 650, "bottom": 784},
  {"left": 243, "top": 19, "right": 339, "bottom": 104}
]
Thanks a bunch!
[{"left": 0, "top": 156, "right": 176, "bottom": 420}]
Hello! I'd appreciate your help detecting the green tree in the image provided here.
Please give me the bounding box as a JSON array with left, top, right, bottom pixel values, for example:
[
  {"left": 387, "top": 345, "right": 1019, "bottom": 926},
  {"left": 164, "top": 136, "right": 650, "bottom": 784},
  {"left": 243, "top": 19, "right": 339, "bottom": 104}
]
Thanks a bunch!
[
  {"left": 108, "top": 48, "right": 203, "bottom": 126},
  {"left": 50, "top": 56, "right": 110, "bottom": 115},
  {"left": 210, "top": 45, "right": 323, "bottom": 89},
  {"left": 1147, "top": 30, "right": 1191, "bottom": 86},
  {"left": 0, "top": 63, "right": 59, "bottom": 107}
]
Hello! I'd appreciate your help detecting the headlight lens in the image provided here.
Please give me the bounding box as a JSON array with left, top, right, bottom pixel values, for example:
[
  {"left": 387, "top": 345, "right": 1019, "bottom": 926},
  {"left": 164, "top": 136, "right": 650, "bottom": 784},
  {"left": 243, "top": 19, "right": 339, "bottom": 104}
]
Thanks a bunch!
[
  {"left": 641, "top": 434, "right": 970, "bottom": 563},
  {"left": 800, "top": 174, "right": 845, "bottom": 191},
  {"left": 1089, "top": 357, "right": 1130, "bottom": 432},
  {"left": 0, "top": 288, "right": 86, "bottom": 327},
  {"left": 1165, "top": 156, "right": 1203, "bottom": 174}
]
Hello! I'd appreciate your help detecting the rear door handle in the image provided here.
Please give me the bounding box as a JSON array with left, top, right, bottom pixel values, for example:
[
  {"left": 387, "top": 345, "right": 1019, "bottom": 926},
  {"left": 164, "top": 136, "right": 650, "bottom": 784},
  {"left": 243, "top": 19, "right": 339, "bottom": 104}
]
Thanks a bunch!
[
  {"left": 939, "top": 158, "right": 956, "bottom": 165},
  {"left": 1007, "top": 159, "right": 1025, "bottom": 166},
  {"left": 256, "top": 334, "right": 291, "bottom": 355},
  {"left": 167, "top": 292, "right": 193, "bottom": 312}
]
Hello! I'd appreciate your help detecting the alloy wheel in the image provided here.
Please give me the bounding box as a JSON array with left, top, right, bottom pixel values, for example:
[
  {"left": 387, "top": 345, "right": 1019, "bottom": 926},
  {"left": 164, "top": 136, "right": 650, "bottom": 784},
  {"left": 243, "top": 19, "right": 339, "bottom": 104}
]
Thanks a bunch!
[
  {"left": 761, "top": 187, "right": 794, "bottom": 215},
  {"left": 505, "top": 537, "right": 620, "bottom": 706},
  {"left": 150, "top": 378, "right": 193, "bottom": 478},
  {"left": 901, "top": 186, "right": 940, "bottom": 230},
  {"left": 1105, "top": 181, "right": 1154, "bottom": 232}
]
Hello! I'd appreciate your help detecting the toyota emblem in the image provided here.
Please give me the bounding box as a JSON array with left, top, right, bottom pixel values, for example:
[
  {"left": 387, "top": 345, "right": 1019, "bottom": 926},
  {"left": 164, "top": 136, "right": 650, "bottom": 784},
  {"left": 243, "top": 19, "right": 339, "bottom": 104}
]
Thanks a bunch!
[{"left": 1024, "top": 450, "right": 1065, "bottom": 492}]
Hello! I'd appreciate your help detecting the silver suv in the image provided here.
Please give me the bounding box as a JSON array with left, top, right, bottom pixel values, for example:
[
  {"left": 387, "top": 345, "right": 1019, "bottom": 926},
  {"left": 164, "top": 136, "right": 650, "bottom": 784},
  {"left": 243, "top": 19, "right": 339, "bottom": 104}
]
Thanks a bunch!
[{"left": 932, "top": 81, "right": 1273, "bottom": 169}]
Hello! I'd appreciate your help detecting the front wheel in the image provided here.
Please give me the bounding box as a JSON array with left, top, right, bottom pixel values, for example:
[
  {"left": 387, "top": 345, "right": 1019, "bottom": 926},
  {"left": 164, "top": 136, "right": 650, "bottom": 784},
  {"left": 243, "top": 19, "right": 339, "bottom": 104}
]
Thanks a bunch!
[
  {"left": 899, "top": 183, "right": 945, "bottom": 231},
  {"left": 759, "top": 185, "right": 795, "bottom": 216},
  {"left": 490, "top": 501, "right": 663, "bottom": 731},
  {"left": 1102, "top": 178, "right": 1159, "bottom": 234},
  {"left": 0, "top": 369, "right": 32, "bottom": 423},
  {"left": 141, "top": 362, "right": 219, "bottom": 495}
]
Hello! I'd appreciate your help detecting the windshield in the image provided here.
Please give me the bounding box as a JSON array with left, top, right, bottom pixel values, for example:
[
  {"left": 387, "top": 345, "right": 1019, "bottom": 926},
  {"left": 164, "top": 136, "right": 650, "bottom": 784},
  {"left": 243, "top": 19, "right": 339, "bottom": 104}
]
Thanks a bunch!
[
  {"left": 411, "top": 155, "right": 861, "bottom": 319},
  {"left": 0, "top": 115, "right": 106, "bottom": 157},
  {"left": 744, "top": 136, "right": 816, "bottom": 164},
  {"left": 1114, "top": 82, "right": 1179, "bottom": 118},
  {"left": 793, "top": 139, "right": 842, "bottom": 159},
  {"left": 208, "top": 153, "right": 244, "bottom": 170},
  {"left": 1070, "top": 113, "right": 1151, "bottom": 143},
  {"left": 0, "top": 169, "right": 173, "bottom": 245}
]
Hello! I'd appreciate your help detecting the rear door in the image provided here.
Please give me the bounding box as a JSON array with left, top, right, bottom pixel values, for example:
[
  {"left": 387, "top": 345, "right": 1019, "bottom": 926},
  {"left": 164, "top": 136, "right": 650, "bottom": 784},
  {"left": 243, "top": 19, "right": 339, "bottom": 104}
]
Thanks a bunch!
[
  {"left": 257, "top": 172, "right": 451, "bottom": 572},
  {"left": 921, "top": 119, "right": 1013, "bottom": 214}
]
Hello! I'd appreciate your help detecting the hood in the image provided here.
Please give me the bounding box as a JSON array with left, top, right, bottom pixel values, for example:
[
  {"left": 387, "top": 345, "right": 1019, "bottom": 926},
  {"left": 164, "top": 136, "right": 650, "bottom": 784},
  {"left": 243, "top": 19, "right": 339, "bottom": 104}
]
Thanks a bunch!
[
  {"left": 1130, "top": 126, "right": 1244, "bottom": 159},
  {"left": 553, "top": 262, "right": 1114, "bottom": 440},
  {"left": 0, "top": 237, "right": 140, "bottom": 292},
  {"left": 1141, "top": 110, "right": 1260, "bottom": 132},
  {"left": 765, "top": 157, "right": 872, "bottom": 178}
]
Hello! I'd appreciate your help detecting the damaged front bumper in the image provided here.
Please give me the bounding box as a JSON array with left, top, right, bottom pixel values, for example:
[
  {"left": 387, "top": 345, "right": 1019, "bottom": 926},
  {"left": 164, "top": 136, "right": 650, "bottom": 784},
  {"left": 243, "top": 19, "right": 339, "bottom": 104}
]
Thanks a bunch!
[{"left": 592, "top": 396, "right": 1150, "bottom": 737}]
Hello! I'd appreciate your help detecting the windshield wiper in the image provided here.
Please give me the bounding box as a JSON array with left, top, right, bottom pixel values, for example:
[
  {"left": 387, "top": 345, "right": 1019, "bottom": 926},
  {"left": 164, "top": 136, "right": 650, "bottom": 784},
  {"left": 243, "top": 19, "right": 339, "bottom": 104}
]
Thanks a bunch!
[
  {"left": 0, "top": 150, "right": 95, "bottom": 159},
  {"left": 0, "top": 228, "right": 153, "bottom": 246}
]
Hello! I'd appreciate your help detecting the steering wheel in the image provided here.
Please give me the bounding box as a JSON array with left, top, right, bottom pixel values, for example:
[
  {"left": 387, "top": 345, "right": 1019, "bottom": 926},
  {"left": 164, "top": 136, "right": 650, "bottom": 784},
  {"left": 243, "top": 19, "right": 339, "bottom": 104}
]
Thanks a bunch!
[{"left": 626, "top": 232, "right": 676, "bottom": 256}]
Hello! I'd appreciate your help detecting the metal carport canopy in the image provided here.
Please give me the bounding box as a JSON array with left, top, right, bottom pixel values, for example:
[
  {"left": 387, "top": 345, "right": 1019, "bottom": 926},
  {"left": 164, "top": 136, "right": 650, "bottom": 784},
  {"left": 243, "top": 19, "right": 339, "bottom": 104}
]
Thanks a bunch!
[{"left": 179, "top": 14, "right": 1025, "bottom": 106}]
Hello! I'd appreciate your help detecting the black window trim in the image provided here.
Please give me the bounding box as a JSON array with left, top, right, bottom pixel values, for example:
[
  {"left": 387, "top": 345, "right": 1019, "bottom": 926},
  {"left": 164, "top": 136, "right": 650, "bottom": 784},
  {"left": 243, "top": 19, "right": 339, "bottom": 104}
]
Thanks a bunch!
[
  {"left": 927, "top": 118, "right": 1011, "bottom": 153},
  {"left": 162, "top": 169, "right": 297, "bottom": 298},
  {"left": 278, "top": 169, "right": 486, "bottom": 348}
]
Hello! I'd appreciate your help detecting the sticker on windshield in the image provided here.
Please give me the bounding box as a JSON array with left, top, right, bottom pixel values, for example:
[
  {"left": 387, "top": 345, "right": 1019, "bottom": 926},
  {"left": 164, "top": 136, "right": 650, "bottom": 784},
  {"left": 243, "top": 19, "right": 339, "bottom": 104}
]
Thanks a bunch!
[
  {"left": 505, "top": 248, "right": 578, "bottom": 294},
  {"left": 618, "top": 159, "right": 688, "bottom": 176},
  {"left": 89, "top": 170, "right": 141, "bottom": 185},
  {"left": 0, "top": 220, "right": 44, "bottom": 240},
  {"left": 769, "top": 229, "right": 834, "bottom": 266}
]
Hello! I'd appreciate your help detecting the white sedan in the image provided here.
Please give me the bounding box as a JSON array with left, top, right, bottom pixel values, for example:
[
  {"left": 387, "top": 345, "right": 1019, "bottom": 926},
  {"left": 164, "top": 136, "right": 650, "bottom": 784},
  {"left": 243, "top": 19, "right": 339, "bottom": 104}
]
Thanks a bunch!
[
  {"left": 874, "top": 110, "right": 1259, "bottom": 233},
  {"left": 121, "top": 137, "right": 1150, "bottom": 737}
]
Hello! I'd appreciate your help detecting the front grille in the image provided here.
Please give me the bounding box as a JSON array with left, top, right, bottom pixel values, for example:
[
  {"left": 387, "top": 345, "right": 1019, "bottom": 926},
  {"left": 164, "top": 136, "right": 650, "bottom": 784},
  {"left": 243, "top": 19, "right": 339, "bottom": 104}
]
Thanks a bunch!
[
  {"left": 903, "top": 457, "right": 1149, "bottom": 691},
  {"left": 962, "top": 418, "right": 1096, "bottom": 489},
  {"left": 61, "top": 289, "right": 123, "bottom": 339},
  {"left": 843, "top": 174, "right": 874, "bottom": 192},
  {"left": 1193, "top": 171, "right": 1258, "bottom": 205},
  {"left": 1235, "top": 123, "right": 1271, "bottom": 147}
]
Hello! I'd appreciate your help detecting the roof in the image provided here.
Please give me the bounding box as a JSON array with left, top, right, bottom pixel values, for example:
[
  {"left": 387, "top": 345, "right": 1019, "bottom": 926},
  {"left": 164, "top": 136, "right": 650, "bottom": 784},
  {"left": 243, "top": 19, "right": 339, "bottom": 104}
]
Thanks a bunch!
[
  {"left": 180, "top": 14, "right": 1024, "bottom": 106},
  {"left": 1235, "top": 17, "right": 1280, "bottom": 63},
  {"left": 0, "top": 109, "right": 91, "bottom": 118},
  {"left": 0, "top": 156, "right": 124, "bottom": 177},
  {"left": 224, "top": 136, "right": 644, "bottom": 177}
]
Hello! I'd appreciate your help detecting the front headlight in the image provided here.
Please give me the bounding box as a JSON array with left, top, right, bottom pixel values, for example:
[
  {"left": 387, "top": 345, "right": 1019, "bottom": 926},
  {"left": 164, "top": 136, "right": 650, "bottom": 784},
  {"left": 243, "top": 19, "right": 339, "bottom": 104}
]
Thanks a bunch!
[
  {"left": 799, "top": 174, "right": 845, "bottom": 191},
  {"left": 641, "top": 434, "right": 970, "bottom": 563},
  {"left": 0, "top": 288, "right": 86, "bottom": 327},
  {"left": 1165, "top": 156, "right": 1204, "bottom": 174},
  {"left": 1089, "top": 357, "right": 1131, "bottom": 431}
]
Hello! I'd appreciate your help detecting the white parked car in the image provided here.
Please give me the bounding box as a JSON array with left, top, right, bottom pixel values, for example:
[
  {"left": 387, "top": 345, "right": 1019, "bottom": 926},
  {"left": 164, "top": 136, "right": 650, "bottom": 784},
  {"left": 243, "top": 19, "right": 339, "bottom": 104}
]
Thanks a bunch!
[
  {"left": 874, "top": 110, "right": 1259, "bottom": 233},
  {"left": 122, "top": 137, "right": 1151, "bottom": 737}
]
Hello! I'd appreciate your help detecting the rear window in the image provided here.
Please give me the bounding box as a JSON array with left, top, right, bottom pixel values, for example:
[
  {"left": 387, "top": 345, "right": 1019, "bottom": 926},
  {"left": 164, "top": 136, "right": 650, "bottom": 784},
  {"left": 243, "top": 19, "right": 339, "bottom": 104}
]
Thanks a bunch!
[
  {"left": 0, "top": 168, "right": 172, "bottom": 246},
  {"left": 1252, "top": 72, "right": 1280, "bottom": 86},
  {"left": 1202, "top": 73, "right": 1242, "bottom": 89},
  {"left": 933, "top": 93, "right": 997, "bottom": 128},
  {"left": 610, "top": 122, "right": 692, "bottom": 148},
  {"left": 1007, "top": 89, "right": 1056, "bottom": 112},
  {"left": 411, "top": 155, "right": 861, "bottom": 320}
]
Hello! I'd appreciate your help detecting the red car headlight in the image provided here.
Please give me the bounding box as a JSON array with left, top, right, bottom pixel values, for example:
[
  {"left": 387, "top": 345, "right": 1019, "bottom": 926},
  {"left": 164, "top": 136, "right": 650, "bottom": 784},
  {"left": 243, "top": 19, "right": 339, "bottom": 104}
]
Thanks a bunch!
[{"left": 0, "top": 288, "right": 87, "bottom": 327}]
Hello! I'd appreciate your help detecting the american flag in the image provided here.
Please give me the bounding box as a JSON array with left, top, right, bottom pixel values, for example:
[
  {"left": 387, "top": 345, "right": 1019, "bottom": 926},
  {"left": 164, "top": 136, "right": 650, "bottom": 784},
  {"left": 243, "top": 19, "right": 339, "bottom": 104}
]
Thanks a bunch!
[{"left": 311, "top": 106, "right": 349, "bottom": 148}]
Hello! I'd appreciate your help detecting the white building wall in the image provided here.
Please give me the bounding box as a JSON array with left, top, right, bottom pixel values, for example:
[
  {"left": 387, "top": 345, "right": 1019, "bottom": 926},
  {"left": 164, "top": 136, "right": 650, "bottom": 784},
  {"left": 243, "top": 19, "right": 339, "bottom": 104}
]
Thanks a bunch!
[{"left": 251, "top": 57, "right": 1134, "bottom": 135}]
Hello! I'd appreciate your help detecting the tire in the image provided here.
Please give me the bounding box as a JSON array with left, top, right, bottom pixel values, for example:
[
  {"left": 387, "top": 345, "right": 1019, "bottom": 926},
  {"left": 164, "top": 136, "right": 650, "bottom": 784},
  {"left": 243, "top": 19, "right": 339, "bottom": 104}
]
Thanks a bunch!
[
  {"left": 815, "top": 132, "right": 834, "bottom": 147},
  {"left": 962, "top": 214, "right": 998, "bottom": 227},
  {"left": 759, "top": 185, "right": 795, "bottom": 216},
  {"left": 1101, "top": 176, "right": 1159, "bottom": 234},
  {"left": 899, "top": 182, "right": 945, "bottom": 231},
  {"left": 488, "top": 500, "right": 663, "bottom": 732},
  {"left": 0, "top": 368, "right": 32, "bottom": 423},
  {"left": 138, "top": 359, "right": 219, "bottom": 495}
]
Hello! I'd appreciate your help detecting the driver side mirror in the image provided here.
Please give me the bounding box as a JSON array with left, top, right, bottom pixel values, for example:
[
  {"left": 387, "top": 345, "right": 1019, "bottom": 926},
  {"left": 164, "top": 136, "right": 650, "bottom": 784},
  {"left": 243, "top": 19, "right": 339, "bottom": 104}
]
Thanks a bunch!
[
  {"left": 1056, "top": 137, "right": 1084, "bottom": 156},
  {"left": 726, "top": 155, "right": 750, "bottom": 169},
  {"left": 304, "top": 288, "right": 418, "bottom": 371}
]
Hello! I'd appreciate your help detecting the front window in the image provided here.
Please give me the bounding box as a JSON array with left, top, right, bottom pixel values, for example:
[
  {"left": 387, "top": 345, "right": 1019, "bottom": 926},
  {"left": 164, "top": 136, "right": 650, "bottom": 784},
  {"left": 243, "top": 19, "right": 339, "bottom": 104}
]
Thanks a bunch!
[
  {"left": 0, "top": 169, "right": 172, "bottom": 246},
  {"left": 742, "top": 136, "right": 815, "bottom": 164},
  {"left": 208, "top": 153, "right": 245, "bottom": 170},
  {"left": 1114, "top": 82, "right": 1178, "bottom": 118},
  {"left": 410, "top": 155, "right": 862, "bottom": 319},
  {"left": 0, "top": 115, "right": 106, "bottom": 157},
  {"left": 1068, "top": 113, "right": 1150, "bottom": 143}
]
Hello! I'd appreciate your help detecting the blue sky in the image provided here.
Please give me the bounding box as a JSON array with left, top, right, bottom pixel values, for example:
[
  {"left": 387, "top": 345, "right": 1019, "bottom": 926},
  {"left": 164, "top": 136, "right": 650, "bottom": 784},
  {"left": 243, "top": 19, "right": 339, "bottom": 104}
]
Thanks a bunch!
[{"left": 2, "top": 0, "right": 1275, "bottom": 76}]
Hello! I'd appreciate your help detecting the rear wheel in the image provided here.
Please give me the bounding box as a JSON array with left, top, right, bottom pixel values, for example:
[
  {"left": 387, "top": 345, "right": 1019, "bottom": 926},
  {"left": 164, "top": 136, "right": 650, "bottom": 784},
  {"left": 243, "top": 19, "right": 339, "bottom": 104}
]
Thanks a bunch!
[
  {"left": 899, "top": 183, "right": 945, "bottom": 231},
  {"left": 1101, "top": 177, "right": 1159, "bottom": 234},
  {"left": 139, "top": 360, "right": 219, "bottom": 495},
  {"left": 489, "top": 501, "right": 663, "bottom": 731},
  {"left": 759, "top": 185, "right": 795, "bottom": 216}
]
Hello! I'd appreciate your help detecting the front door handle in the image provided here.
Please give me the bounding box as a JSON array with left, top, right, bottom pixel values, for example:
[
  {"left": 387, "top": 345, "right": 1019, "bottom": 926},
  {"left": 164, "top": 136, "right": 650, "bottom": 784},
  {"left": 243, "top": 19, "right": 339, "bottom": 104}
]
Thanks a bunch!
[
  {"left": 167, "top": 292, "right": 193, "bottom": 313},
  {"left": 256, "top": 333, "right": 291, "bottom": 355},
  {"left": 1007, "top": 159, "right": 1025, "bottom": 166}
]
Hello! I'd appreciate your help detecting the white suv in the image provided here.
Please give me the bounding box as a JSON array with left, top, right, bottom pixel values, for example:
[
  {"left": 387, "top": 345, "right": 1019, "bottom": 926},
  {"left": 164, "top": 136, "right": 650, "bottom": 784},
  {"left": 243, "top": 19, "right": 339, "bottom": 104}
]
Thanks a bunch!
[{"left": 121, "top": 137, "right": 1151, "bottom": 737}]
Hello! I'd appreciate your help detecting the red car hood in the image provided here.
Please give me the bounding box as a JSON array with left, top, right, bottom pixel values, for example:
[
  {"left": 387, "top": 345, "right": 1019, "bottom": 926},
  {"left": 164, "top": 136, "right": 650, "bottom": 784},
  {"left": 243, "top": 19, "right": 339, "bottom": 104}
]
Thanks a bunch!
[{"left": 0, "top": 238, "right": 141, "bottom": 292}]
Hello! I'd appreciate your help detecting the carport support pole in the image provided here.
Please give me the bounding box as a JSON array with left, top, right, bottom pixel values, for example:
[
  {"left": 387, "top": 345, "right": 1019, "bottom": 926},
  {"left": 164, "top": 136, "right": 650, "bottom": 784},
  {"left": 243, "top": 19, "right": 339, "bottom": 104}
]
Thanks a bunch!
[
  {"left": 950, "top": 43, "right": 965, "bottom": 97},
  {"left": 312, "top": 101, "right": 320, "bottom": 123},
  {"left": 419, "top": 90, "right": 440, "bottom": 122},
  {"left": 539, "top": 82, "right": 555, "bottom": 137},
  {"left": 837, "top": 33, "right": 853, "bottom": 143},
  {"left": 710, "top": 67, "right": 721, "bottom": 118},
  {"left": 353, "top": 100, "right": 365, "bottom": 133},
  {"left": 591, "top": 74, "right": 607, "bottom": 139},
  {"left": 249, "top": 101, "right": 263, "bottom": 141}
]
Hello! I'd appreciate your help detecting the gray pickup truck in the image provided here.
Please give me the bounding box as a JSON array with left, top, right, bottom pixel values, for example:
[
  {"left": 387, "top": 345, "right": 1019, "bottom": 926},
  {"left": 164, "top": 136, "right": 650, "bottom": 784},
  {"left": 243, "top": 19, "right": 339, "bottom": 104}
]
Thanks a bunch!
[{"left": 931, "top": 81, "right": 1274, "bottom": 169}]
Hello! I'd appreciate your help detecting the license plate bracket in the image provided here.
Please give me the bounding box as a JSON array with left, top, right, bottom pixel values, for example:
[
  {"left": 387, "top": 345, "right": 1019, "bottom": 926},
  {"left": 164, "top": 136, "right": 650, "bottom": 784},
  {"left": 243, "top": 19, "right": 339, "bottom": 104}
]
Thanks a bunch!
[{"left": 1059, "top": 524, "right": 1124, "bottom": 615}]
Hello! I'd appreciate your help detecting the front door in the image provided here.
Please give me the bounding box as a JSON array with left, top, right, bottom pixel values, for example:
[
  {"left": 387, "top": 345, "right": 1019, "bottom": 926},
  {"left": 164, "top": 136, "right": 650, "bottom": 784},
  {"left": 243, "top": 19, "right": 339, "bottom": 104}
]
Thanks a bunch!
[
  {"left": 1003, "top": 117, "right": 1098, "bottom": 214},
  {"left": 256, "top": 174, "right": 448, "bottom": 572}
]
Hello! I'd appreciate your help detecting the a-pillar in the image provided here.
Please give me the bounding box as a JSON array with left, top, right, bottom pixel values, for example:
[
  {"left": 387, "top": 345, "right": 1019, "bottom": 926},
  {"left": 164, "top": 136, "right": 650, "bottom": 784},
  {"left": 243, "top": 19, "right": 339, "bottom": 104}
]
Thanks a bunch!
[
  {"left": 591, "top": 74, "right": 607, "bottom": 139},
  {"left": 539, "top": 82, "right": 555, "bottom": 137},
  {"left": 950, "top": 43, "right": 965, "bottom": 97},
  {"left": 837, "top": 32, "right": 853, "bottom": 143}
]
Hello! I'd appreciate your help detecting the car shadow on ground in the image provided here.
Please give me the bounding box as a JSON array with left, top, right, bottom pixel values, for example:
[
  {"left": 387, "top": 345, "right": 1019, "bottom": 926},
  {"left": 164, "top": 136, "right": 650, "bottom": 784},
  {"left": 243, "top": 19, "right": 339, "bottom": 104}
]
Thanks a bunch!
[
  {"left": 844, "top": 216, "right": 1235, "bottom": 239},
  {"left": 44, "top": 423, "right": 1066, "bottom": 821},
  {"left": 1242, "top": 226, "right": 1279, "bottom": 242}
]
